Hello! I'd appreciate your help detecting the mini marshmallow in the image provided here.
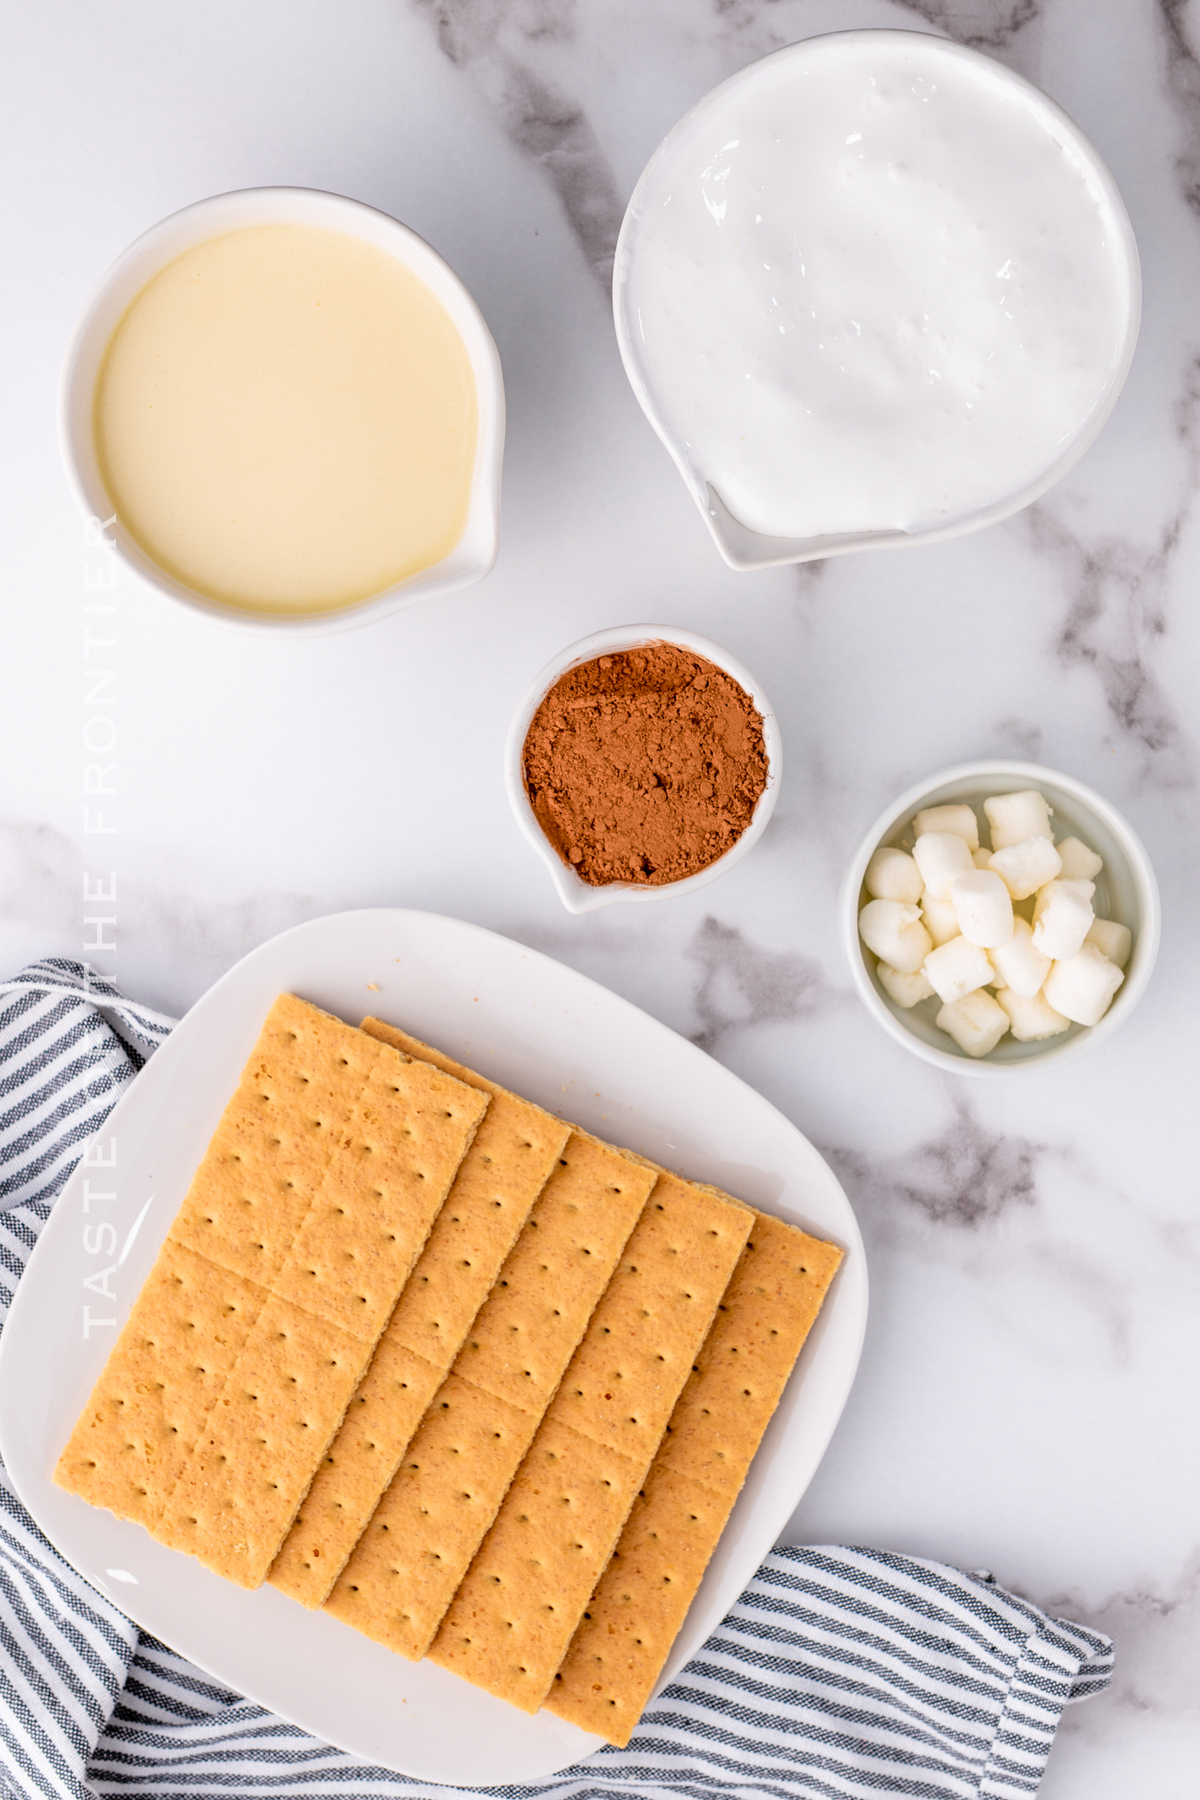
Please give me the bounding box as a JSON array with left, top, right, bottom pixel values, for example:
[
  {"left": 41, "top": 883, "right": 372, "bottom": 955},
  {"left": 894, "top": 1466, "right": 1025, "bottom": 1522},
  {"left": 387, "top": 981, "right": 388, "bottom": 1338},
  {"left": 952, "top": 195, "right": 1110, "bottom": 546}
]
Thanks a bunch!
[
  {"left": 1031, "top": 879, "right": 1095, "bottom": 961},
  {"left": 877, "top": 962, "right": 936, "bottom": 1009},
  {"left": 949, "top": 870, "right": 1014, "bottom": 948},
  {"left": 858, "top": 899, "right": 933, "bottom": 974},
  {"left": 995, "top": 986, "right": 1070, "bottom": 1043},
  {"left": 1086, "top": 917, "right": 1132, "bottom": 969},
  {"left": 988, "top": 916, "right": 1052, "bottom": 999},
  {"left": 984, "top": 789, "right": 1053, "bottom": 850},
  {"left": 1056, "top": 836, "right": 1103, "bottom": 881},
  {"left": 1043, "top": 943, "right": 1124, "bottom": 1027},
  {"left": 925, "top": 934, "right": 994, "bottom": 1004},
  {"left": 864, "top": 845, "right": 925, "bottom": 904},
  {"left": 920, "top": 889, "right": 962, "bottom": 948},
  {"left": 936, "top": 989, "right": 1010, "bottom": 1057},
  {"left": 972, "top": 847, "right": 993, "bottom": 869},
  {"left": 913, "top": 804, "right": 979, "bottom": 851},
  {"left": 912, "top": 831, "right": 975, "bottom": 900},
  {"left": 988, "top": 835, "right": 1062, "bottom": 901}
]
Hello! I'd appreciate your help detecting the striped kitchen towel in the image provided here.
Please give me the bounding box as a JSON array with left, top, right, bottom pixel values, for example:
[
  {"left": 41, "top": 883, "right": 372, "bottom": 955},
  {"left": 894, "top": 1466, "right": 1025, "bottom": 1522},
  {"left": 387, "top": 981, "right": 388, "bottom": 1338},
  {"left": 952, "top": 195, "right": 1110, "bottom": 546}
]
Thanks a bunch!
[
  {"left": 0, "top": 959, "right": 174, "bottom": 1215},
  {"left": 0, "top": 959, "right": 1113, "bottom": 1800}
]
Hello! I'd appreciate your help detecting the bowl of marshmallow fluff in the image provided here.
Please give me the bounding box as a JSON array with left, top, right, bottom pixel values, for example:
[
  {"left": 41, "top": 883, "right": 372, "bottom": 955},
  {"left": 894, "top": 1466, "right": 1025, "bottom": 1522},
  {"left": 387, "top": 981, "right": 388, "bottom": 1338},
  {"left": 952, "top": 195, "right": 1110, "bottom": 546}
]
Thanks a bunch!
[{"left": 614, "top": 30, "right": 1140, "bottom": 571}]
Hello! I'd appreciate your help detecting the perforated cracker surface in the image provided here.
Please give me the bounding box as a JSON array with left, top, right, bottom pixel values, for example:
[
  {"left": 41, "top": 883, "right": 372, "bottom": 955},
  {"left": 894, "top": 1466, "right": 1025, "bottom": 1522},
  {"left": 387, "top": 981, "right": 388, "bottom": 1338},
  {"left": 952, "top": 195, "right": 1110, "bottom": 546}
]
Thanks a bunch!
[
  {"left": 154, "top": 1294, "right": 367, "bottom": 1587},
  {"left": 272, "top": 1054, "right": 489, "bottom": 1342},
  {"left": 546, "top": 1211, "right": 843, "bottom": 1744},
  {"left": 315, "top": 1128, "right": 649, "bottom": 1646},
  {"left": 546, "top": 1171, "right": 752, "bottom": 1461},
  {"left": 53, "top": 1242, "right": 268, "bottom": 1528},
  {"left": 658, "top": 1214, "right": 843, "bottom": 1496},
  {"left": 167, "top": 995, "right": 381, "bottom": 1288},
  {"left": 269, "top": 1023, "right": 568, "bottom": 1608},
  {"left": 545, "top": 1463, "right": 732, "bottom": 1743},
  {"left": 324, "top": 1373, "right": 541, "bottom": 1659},
  {"left": 426, "top": 1170, "right": 752, "bottom": 1710},
  {"left": 268, "top": 1339, "right": 443, "bottom": 1607},
  {"left": 453, "top": 1135, "right": 655, "bottom": 1414},
  {"left": 64, "top": 996, "right": 486, "bottom": 1587},
  {"left": 428, "top": 1416, "right": 641, "bottom": 1711},
  {"left": 359, "top": 1020, "right": 571, "bottom": 1366}
]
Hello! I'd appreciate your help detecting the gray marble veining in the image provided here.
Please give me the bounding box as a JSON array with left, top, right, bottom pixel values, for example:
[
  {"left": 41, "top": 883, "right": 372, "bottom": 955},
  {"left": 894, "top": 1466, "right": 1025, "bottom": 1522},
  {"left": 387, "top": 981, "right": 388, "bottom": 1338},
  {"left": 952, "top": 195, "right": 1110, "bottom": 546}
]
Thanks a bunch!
[
  {"left": 687, "top": 914, "right": 846, "bottom": 1053},
  {"left": 1032, "top": 499, "right": 1198, "bottom": 786},
  {"left": 825, "top": 1095, "right": 1043, "bottom": 1228},
  {"left": 414, "top": 0, "right": 625, "bottom": 285}
]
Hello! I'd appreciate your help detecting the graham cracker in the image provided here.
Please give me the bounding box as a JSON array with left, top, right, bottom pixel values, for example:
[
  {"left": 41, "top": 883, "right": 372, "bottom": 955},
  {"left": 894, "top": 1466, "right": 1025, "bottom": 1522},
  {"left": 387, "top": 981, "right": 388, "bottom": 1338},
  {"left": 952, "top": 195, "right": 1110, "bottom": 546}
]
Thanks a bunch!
[
  {"left": 545, "top": 1170, "right": 752, "bottom": 1462},
  {"left": 153, "top": 1294, "right": 366, "bottom": 1586},
  {"left": 357, "top": 1021, "right": 572, "bottom": 1367},
  {"left": 272, "top": 1051, "right": 491, "bottom": 1341},
  {"left": 546, "top": 1212, "right": 843, "bottom": 1743},
  {"left": 56, "top": 995, "right": 378, "bottom": 1535},
  {"left": 146, "top": 999, "right": 487, "bottom": 1584},
  {"left": 546, "top": 1463, "right": 731, "bottom": 1744},
  {"left": 268, "top": 1024, "right": 568, "bottom": 1608},
  {"left": 167, "top": 994, "right": 384, "bottom": 1288},
  {"left": 53, "top": 1242, "right": 268, "bottom": 1529},
  {"left": 319, "top": 1131, "right": 653, "bottom": 1648},
  {"left": 428, "top": 1417, "right": 640, "bottom": 1712},
  {"left": 427, "top": 1170, "right": 752, "bottom": 1707},
  {"left": 268, "top": 1338, "right": 443, "bottom": 1607},
  {"left": 657, "top": 1214, "right": 844, "bottom": 1496},
  {"left": 453, "top": 1134, "right": 656, "bottom": 1414},
  {"left": 323, "top": 1372, "right": 542, "bottom": 1659}
]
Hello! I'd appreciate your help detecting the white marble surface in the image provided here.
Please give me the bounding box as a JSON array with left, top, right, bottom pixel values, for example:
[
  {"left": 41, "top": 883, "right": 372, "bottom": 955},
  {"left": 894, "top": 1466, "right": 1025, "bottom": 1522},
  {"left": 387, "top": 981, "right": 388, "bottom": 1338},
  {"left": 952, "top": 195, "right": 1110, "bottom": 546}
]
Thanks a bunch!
[{"left": 2, "top": 2, "right": 1198, "bottom": 1792}]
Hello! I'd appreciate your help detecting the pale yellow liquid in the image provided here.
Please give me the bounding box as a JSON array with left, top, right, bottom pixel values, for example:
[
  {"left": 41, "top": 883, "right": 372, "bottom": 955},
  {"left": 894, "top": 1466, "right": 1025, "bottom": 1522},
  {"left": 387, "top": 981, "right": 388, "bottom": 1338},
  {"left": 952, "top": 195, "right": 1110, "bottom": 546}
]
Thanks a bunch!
[{"left": 94, "top": 223, "right": 478, "bottom": 614}]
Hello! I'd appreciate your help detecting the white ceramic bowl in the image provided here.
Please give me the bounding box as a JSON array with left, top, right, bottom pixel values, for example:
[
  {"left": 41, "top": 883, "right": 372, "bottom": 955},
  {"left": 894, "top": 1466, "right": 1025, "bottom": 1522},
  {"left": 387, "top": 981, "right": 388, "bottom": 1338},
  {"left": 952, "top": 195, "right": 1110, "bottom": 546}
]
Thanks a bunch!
[
  {"left": 60, "top": 187, "right": 505, "bottom": 633},
  {"left": 842, "top": 760, "right": 1160, "bottom": 1076},
  {"left": 614, "top": 30, "right": 1140, "bottom": 572},
  {"left": 505, "top": 625, "right": 781, "bottom": 913}
]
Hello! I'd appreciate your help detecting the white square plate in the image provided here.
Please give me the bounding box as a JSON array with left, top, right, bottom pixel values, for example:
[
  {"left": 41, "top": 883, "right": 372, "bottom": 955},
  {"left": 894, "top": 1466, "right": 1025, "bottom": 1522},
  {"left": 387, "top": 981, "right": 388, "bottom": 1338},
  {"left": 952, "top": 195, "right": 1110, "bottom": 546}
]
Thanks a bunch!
[{"left": 0, "top": 911, "right": 867, "bottom": 1786}]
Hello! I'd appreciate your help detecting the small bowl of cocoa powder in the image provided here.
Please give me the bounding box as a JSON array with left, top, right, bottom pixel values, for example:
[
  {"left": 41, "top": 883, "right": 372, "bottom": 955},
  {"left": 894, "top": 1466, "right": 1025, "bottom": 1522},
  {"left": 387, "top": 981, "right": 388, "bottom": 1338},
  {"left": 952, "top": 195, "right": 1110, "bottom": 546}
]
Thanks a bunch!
[{"left": 505, "top": 625, "right": 780, "bottom": 912}]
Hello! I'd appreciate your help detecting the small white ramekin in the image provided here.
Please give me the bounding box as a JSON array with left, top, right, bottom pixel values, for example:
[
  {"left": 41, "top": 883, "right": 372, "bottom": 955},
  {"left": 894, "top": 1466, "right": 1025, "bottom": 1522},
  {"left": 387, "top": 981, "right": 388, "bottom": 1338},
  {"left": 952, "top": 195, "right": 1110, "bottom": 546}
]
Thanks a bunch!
[
  {"left": 60, "top": 186, "right": 505, "bottom": 634},
  {"left": 505, "top": 625, "right": 781, "bottom": 914},
  {"left": 841, "top": 760, "right": 1161, "bottom": 1077}
]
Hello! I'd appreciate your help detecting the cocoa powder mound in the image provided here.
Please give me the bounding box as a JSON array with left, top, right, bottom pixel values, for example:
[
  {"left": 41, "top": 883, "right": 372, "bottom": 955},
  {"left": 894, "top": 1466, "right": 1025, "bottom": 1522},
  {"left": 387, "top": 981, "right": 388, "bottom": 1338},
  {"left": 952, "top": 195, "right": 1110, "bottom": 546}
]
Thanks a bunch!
[{"left": 522, "top": 644, "right": 770, "bottom": 888}]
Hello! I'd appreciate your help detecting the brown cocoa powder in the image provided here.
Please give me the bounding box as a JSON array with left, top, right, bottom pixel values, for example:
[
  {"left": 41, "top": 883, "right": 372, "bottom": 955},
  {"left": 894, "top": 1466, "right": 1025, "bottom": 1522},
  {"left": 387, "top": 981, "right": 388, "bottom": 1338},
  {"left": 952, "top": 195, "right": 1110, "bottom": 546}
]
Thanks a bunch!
[{"left": 522, "top": 643, "right": 770, "bottom": 887}]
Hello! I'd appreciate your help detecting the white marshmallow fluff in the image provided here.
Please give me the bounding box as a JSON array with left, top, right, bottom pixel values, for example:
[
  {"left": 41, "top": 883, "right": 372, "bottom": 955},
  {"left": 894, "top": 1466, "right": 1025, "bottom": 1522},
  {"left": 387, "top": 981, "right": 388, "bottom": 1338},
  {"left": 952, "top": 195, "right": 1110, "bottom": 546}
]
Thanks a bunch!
[{"left": 618, "top": 33, "right": 1134, "bottom": 543}]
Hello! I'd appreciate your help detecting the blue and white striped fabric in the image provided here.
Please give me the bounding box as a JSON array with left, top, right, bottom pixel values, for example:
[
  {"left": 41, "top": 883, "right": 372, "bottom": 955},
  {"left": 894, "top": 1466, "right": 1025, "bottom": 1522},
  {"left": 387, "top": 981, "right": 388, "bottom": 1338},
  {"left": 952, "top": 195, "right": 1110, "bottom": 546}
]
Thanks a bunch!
[
  {"left": 0, "top": 960, "right": 1113, "bottom": 1800},
  {"left": 0, "top": 960, "right": 174, "bottom": 1216}
]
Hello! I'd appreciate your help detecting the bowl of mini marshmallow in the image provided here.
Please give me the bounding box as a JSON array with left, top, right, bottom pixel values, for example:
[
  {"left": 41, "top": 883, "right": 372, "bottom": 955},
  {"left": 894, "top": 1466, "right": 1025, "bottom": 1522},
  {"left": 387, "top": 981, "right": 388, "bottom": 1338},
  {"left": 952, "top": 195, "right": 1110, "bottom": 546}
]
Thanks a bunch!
[{"left": 842, "top": 761, "right": 1161, "bottom": 1075}]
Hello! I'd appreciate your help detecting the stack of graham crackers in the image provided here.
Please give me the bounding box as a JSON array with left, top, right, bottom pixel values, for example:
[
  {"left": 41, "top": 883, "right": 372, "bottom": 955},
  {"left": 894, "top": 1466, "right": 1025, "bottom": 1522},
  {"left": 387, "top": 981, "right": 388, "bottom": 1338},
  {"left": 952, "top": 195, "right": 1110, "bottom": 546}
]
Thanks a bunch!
[{"left": 56, "top": 994, "right": 842, "bottom": 1747}]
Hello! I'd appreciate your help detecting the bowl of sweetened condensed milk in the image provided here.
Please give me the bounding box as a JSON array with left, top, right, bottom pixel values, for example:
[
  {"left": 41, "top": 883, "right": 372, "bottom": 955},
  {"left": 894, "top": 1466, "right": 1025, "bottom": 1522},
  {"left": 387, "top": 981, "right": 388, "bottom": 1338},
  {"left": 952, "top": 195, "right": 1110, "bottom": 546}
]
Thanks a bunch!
[
  {"left": 615, "top": 31, "right": 1140, "bottom": 570},
  {"left": 60, "top": 188, "right": 504, "bottom": 628}
]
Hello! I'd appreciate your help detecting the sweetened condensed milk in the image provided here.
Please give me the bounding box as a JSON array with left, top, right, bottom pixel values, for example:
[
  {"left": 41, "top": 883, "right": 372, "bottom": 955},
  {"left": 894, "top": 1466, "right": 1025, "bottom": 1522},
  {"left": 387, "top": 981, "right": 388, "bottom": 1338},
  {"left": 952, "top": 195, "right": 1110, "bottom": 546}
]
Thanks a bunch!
[{"left": 94, "top": 223, "right": 478, "bottom": 614}]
